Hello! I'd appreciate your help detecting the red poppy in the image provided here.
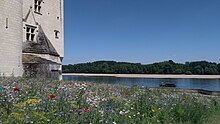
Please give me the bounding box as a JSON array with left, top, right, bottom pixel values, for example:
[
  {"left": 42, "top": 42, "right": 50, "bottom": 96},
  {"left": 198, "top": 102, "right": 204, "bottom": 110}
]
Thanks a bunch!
[
  {"left": 84, "top": 108, "right": 88, "bottom": 113},
  {"left": 13, "top": 87, "right": 20, "bottom": 92},
  {"left": 124, "top": 94, "right": 129, "bottom": 97},
  {"left": 48, "top": 94, "right": 56, "bottom": 99},
  {"left": 90, "top": 106, "right": 93, "bottom": 109}
]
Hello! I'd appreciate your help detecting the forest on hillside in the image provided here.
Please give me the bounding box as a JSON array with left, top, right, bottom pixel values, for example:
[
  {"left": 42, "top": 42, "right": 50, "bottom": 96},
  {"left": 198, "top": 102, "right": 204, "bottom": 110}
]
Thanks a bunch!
[{"left": 63, "top": 60, "right": 220, "bottom": 75}]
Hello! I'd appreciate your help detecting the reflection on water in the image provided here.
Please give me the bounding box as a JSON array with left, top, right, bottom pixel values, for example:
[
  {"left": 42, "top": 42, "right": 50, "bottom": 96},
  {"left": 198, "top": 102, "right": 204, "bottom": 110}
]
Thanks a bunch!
[{"left": 63, "top": 75, "right": 220, "bottom": 91}]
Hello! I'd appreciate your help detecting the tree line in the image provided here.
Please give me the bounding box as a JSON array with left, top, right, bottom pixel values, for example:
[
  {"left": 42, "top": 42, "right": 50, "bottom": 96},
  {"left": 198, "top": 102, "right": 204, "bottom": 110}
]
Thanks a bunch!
[{"left": 63, "top": 60, "right": 220, "bottom": 75}]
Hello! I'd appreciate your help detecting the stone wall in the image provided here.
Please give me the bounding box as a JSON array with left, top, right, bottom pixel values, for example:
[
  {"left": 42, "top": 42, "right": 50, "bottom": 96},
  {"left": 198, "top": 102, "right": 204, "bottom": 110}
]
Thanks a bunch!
[
  {"left": 0, "top": 0, "right": 64, "bottom": 79},
  {"left": 23, "top": 63, "right": 61, "bottom": 79},
  {"left": 22, "top": 0, "right": 64, "bottom": 58},
  {"left": 0, "top": 0, "right": 23, "bottom": 76}
]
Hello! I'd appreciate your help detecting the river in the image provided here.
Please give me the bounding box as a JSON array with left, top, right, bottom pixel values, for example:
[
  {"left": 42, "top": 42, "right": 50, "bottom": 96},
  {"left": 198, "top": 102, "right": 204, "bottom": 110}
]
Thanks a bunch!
[{"left": 63, "top": 75, "right": 220, "bottom": 91}]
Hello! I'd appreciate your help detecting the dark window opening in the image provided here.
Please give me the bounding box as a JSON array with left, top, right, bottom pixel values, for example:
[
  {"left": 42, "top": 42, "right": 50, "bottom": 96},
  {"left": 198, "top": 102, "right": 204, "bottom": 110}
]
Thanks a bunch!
[
  {"left": 34, "top": 0, "right": 42, "bottom": 14},
  {"left": 31, "top": 28, "right": 34, "bottom": 33},
  {"left": 54, "top": 30, "right": 60, "bottom": 39},
  {"left": 27, "top": 27, "right": 30, "bottom": 32},
  {"left": 31, "top": 34, "right": 35, "bottom": 41},
  {"left": 6, "top": 18, "right": 8, "bottom": 29},
  {"left": 26, "top": 25, "right": 36, "bottom": 42},
  {"left": 26, "top": 34, "right": 30, "bottom": 41}
]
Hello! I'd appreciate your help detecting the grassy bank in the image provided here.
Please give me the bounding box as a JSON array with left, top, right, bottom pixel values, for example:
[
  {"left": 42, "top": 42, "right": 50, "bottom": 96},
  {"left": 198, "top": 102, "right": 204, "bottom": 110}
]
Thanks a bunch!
[{"left": 0, "top": 77, "right": 220, "bottom": 124}]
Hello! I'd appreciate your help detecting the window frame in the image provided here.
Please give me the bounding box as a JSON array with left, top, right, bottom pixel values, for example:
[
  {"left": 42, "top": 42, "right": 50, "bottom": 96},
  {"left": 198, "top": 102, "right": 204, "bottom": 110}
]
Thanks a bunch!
[
  {"left": 54, "top": 30, "right": 60, "bottom": 39},
  {"left": 34, "top": 0, "right": 43, "bottom": 15},
  {"left": 25, "top": 25, "right": 37, "bottom": 42}
]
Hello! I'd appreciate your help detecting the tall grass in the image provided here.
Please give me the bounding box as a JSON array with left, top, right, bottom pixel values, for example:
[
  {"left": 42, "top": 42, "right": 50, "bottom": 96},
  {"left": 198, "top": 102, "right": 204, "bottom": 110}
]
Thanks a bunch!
[{"left": 0, "top": 77, "right": 219, "bottom": 124}]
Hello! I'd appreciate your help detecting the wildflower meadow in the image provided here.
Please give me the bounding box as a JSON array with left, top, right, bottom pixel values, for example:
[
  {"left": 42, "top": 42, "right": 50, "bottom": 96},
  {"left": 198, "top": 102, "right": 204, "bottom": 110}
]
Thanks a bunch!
[{"left": 0, "top": 77, "right": 220, "bottom": 124}]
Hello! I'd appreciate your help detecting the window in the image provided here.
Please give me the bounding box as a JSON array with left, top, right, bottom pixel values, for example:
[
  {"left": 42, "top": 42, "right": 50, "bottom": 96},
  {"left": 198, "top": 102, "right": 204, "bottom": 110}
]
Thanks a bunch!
[
  {"left": 26, "top": 25, "right": 36, "bottom": 42},
  {"left": 34, "top": 0, "right": 42, "bottom": 14},
  {"left": 54, "top": 30, "right": 60, "bottom": 39},
  {"left": 6, "top": 18, "right": 8, "bottom": 29}
]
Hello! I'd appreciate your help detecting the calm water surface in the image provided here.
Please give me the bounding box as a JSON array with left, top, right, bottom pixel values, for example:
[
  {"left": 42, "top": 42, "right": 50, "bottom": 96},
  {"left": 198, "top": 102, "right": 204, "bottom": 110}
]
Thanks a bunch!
[{"left": 63, "top": 75, "right": 220, "bottom": 91}]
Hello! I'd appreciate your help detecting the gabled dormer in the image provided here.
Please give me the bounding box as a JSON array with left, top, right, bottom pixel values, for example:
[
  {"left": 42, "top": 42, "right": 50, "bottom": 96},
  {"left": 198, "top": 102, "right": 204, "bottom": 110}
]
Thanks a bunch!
[{"left": 23, "top": 7, "right": 38, "bottom": 43}]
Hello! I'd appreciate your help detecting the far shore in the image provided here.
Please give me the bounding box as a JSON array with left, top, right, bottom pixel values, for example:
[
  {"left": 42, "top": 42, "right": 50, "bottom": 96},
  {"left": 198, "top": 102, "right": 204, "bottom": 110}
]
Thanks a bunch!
[{"left": 62, "top": 73, "right": 220, "bottom": 79}]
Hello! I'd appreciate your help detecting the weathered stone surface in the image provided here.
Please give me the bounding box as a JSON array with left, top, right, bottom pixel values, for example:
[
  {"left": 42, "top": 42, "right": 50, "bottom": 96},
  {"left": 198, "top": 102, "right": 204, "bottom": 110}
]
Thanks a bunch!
[
  {"left": 0, "top": 0, "right": 23, "bottom": 77},
  {"left": 22, "top": 54, "right": 60, "bottom": 64},
  {"left": 23, "top": 63, "right": 61, "bottom": 79}
]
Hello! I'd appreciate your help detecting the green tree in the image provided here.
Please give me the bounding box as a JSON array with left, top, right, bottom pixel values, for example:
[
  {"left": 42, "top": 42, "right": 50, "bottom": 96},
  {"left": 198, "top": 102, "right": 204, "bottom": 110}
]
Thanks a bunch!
[{"left": 62, "top": 60, "right": 220, "bottom": 75}]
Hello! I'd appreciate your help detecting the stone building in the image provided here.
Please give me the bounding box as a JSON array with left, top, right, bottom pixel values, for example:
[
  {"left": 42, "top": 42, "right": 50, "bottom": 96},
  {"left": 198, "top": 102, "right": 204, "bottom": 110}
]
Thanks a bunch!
[{"left": 0, "top": 0, "right": 64, "bottom": 79}]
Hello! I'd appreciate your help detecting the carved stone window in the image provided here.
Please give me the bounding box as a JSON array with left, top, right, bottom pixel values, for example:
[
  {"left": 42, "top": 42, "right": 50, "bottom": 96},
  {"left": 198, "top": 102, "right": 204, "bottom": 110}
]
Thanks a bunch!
[
  {"left": 54, "top": 30, "right": 60, "bottom": 39},
  {"left": 26, "top": 25, "right": 36, "bottom": 42},
  {"left": 34, "top": 0, "right": 42, "bottom": 14}
]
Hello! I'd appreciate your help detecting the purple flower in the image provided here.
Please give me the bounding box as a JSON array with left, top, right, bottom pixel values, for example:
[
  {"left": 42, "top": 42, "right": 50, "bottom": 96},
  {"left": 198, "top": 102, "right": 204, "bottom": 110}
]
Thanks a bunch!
[
  {"left": 60, "top": 112, "right": 64, "bottom": 116},
  {"left": 78, "top": 109, "right": 83, "bottom": 114}
]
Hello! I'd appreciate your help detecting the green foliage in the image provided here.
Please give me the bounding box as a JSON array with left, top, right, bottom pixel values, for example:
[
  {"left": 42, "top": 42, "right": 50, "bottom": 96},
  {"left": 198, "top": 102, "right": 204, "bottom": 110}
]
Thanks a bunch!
[{"left": 63, "top": 60, "right": 220, "bottom": 75}]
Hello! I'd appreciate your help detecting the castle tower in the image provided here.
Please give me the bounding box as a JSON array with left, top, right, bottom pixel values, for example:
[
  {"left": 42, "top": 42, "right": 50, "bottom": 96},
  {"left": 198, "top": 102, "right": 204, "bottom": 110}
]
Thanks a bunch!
[
  {"left": 0, "top": 0, "right": 23, "bottom": 76},
  {"left": 0, "top": 0, "right": 64, "bottom": 79}
]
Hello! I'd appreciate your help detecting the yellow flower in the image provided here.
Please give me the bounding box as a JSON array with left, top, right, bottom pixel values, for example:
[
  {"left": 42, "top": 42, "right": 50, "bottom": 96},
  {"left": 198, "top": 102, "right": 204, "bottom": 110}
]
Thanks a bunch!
[
  {"left": 13, "top": 102, "right": 26, "bottom": 108},
  {"left": 14, "top": 98, "right": 38, "bottom": 108},
  {"left": 26, "top": 98, "right": 38, "bottom": 105},
  {"left": 151, "top": 108, "right": 155, "bottom": 113},
  {"left": 158, "top": 108, "right": 161, "bottom": 111}
]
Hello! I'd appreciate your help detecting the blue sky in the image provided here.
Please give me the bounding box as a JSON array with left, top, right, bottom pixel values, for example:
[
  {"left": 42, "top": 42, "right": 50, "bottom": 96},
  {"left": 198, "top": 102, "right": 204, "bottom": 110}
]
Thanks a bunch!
[{"left": 63, "top": 0, "right": 220, "bottom": 64}]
